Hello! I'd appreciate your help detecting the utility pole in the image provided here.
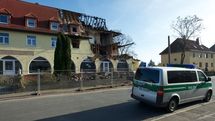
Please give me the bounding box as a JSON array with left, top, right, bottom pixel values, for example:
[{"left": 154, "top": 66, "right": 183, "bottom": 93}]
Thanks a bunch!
[{"left": 168, "top": 36, "right": 171, "bottom": 64}]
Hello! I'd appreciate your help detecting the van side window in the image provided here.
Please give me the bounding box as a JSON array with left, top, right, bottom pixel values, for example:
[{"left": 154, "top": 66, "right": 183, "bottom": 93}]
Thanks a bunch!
[
  {"left": 167, "top": 71, "right": 197, "bottom": 83},
  {"left": 135, "top": 68, "right": 159, "bottom": 83},
  {"left": 198, "top": 71, "right": 207, "bottom": 81}
]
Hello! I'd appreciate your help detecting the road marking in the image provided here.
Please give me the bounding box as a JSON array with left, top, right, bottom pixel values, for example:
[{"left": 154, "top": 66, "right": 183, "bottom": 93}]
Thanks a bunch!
[{"left": 151, "top": 100, "right": 215, "bottom": 121}]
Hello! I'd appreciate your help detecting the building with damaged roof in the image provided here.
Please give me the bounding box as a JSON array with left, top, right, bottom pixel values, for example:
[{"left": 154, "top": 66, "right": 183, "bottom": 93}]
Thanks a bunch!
[{"left": 0, "top": 0, "right": 139, "bottom": 75}]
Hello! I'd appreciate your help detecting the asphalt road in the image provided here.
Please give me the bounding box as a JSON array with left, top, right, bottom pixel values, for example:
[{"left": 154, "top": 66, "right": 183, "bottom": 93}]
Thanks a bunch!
[{"left": 0, "top": 77, "right": 214, "bottom": 121}]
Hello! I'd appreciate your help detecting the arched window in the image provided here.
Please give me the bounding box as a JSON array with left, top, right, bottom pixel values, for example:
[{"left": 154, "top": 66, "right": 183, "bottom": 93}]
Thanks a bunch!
[
  {"left": 80, "top": 58, "right": 96, "bottom": 72},
  {"left": 29, "top": 57, "right": 51, "bottom": 73},
  {"left": 0, "top": 56, "right": 22, "bottom": 75},
  {"left": 117, "top": 60, "right": 129, "bottom": 72},
  {"left": 100, "top": 59, "right": 113, "bottom": 72}
]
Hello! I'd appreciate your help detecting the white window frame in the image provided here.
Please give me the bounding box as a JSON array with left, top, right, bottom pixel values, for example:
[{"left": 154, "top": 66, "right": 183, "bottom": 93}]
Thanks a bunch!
[
  {"left": 50, "top": 22, "right": 59, "bottom": 31},
  {"left": 27, "top": 18, "right": 36, "bottom": 28},
  {"left": 0, "top": 33, "right": 9, "bottom": 45},
  {"left": 26, "top": 35, "right": 36, "bottom": 47},
  {"left": 0, "top": 14, "right": 9, "bottom": 24},
  {"left": 51, "top": 37, "right": 57, "bottom": 48},
  {"left": 2, "top": 59, "right": 16, "bottom": 75},
  {"left": 101, "top": 61, "right": 110, "bottom": 72}
]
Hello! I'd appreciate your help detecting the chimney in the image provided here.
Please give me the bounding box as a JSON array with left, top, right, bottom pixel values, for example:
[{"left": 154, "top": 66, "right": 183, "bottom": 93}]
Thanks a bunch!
[{"left": 196, "top": 37, "right": 200, "bottom": 45}]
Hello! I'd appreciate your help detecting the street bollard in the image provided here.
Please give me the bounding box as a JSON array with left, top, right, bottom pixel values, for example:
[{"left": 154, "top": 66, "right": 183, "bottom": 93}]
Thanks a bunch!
[{"left": 37, "top": 69, "right": 41, "bottom": 95}]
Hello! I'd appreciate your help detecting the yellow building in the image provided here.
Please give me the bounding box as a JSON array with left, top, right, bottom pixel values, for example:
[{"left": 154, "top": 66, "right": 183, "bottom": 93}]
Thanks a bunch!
[
  {"left": 160, "top": 38, "right": 215, "bottom": 71},
  {"left": 0, "top": 0, "right": 139, "bottom": 75}
]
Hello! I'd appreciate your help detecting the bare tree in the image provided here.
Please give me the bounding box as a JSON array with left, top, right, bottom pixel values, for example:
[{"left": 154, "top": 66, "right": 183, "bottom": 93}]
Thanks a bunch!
[
  {"left": 171, "top": 15, "right": 203, "bottom": 64},
  {"left": 113, "top": 34, "right": 137, "bottom": 58}
]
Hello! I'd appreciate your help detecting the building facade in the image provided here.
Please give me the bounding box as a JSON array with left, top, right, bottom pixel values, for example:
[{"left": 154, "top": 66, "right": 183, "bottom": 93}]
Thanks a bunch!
[
  {"left": 0, "top": 0, "right": 139, "bottom": 75},
  {"left": 160, "top": 38, "right": 215, "bottom": 71}
]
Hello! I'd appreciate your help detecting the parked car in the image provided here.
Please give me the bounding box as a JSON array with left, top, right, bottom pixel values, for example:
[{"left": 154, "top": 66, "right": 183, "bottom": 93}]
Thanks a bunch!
[{"left": 131, "top": 67, "right": 213, "bottom": 112}]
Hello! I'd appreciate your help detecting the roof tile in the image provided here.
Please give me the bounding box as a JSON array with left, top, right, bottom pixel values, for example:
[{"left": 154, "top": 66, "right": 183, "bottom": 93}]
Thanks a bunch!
[
  {"left": 160, "top": 38, "right": 211, "bottom": 55},
  {"left": 0, "top": 0, "right": 59, "bottom": 34}
]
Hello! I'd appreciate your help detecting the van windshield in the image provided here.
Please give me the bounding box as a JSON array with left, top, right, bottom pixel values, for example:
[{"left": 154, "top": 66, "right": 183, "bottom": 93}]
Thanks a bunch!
[{"left": 135, "top": 68, "right": 160, "bottom": 83}]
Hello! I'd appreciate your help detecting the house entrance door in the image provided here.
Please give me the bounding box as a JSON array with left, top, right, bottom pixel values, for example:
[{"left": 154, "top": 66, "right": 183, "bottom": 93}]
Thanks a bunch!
[
  {"left": 3, "top": 60, "right": 15, "bottom": 75},
  {"left": 102, "top": 61, "right": 110, "bottom": 72}
]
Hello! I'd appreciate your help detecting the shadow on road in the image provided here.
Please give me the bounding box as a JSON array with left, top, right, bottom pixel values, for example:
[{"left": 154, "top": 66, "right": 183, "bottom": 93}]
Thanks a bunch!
[
  {"left": 36, "top": 98, "right": 214, "bottom": 121},
  {"left": 36, "top": 100, "right": 166, "bottom": 121}
]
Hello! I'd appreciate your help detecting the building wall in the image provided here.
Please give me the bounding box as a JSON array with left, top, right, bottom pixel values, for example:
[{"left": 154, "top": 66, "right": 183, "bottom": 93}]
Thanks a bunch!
[
  {"left": 0, "top": 30, "right": 55, "bottom": 74},
  {"left": 161, "top": 51, "right": 215, "bottom": 71},
  {"left": 0, "top": 30, "right": 94, "bottom": 74},
  {"left": 189, "top": 51, "right": 215, "bottom": 71},
  {"left": 161, "top": 52, "right": 190, "bottom": 66},
  {"left": 0, "top": 30, "right": 136, "bottom": 74}
]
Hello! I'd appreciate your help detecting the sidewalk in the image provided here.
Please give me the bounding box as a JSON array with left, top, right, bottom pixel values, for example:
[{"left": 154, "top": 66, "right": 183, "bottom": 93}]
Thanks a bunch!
[
  {"left": 0, "top": 85, "right": 131, "bottom": 101},
  {"left": 150, "top": 100, "right": 215, "bottom": 121}
]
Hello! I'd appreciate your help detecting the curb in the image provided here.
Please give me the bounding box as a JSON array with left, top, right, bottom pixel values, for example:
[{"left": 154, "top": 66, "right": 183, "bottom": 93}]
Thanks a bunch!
[{"left": 0, "top": 84, "right": 131, "bottom": 101}]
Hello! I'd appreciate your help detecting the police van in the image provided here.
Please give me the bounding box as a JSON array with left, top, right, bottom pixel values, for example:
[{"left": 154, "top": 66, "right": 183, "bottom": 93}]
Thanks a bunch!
[{"left": 131, "top": 66, "right": 213, "bottom": 112}]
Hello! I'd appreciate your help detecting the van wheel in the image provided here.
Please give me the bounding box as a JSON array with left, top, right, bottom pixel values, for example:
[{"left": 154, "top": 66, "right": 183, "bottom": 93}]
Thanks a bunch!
[
  {"left": 204, "top": 91, "right": 212, "bottom": 102},
  {"left": 166, "top": 98, "right": 178, "bottom": 113}
]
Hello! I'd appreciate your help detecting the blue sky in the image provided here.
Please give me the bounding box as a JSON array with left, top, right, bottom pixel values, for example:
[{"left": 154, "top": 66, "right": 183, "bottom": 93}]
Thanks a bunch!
[{"left": 24, "top": 0, "right": 215, "bottom": 64}]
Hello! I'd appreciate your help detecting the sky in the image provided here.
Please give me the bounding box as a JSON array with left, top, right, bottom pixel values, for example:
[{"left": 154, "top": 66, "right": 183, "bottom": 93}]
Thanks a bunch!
[{"left": 24, "top": 0, "right": 215, "bottom": 64}]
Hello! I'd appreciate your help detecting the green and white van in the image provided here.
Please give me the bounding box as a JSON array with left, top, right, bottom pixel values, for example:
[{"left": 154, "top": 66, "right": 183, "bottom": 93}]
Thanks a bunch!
[{"left": 131, "top": 67, "right": 213, "bottom": 112}]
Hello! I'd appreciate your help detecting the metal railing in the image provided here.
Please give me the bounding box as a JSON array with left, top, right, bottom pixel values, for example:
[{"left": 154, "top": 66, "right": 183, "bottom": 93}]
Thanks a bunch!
[{"left": 0, "top": 69, "right": 134, "bottom": 95}]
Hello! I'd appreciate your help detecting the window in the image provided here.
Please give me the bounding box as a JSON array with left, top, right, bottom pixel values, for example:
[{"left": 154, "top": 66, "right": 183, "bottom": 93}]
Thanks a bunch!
[
  {"left": 135, "top": 68, "right": 160, "bottom": 83},
  {"left": 211, "top": 63, "right": 214, "bottom": 67},
  {"left": 0, "top": 33, "right": 9, "bottom": 44},
  {"left": 199, "top": 62, "right": 202, "bottom": 67},
  {"left": 80, "top": 59, "right": 96, "bottom": 72},
  {"left": 27, "top": 36, "right": 36, "bottom": 46},
  {"left": 71, "top": 27, "right": 77, "bottom": 32},
  {"left": 206, "top": 53, "right": 208, "bottom": 58},
  {"left": 51, "top": 37, "right": 57, "bottom": 48},
  {"left": 5, "top": 61, "right": 13, "bottom": 70},
  {"left": 50, "top": 22, "right": 59, "bottom": 31},
  {"left": 27, "top": 19, "right": 36, "bottom": 28},
  {"left": 167, "top": 71, "right": 197, "bottom": 84},
  {"left": 29, "top": 57, "right": 51, "bottom": 73},
  {"left": 199, "top": 53, "right": 202, "bottom": 58},
  {"left": 1, "top": 56, "right": 22, "bottom": 75},
  {"left": 204, "top": 53, "right": 207, "bottom": 58},
  {"left": 198, "top": 71, "right": 207, "bottom": 81},
  {"left": 71, "top": 39, "right": 80, "bottom": 48},
  {"left": 212, "top": 54, "right": 214, "bottom": 58},
  {"left": 0, "top": 14, "right": 9, "bottom": 24},
  {"left": 117, "top": 60, "right": 129, "bottom": 72},
  {"left": 205, "top": 63, "right": 208, "bottom": 68},
  {"left": 193, "top": 53, "right": 195, "bottom": 58}
]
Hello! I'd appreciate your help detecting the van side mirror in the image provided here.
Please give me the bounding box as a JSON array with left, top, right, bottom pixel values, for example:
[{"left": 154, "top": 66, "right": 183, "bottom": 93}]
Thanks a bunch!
[{"left": 206, "top": 77, "right": 211, "bottom": 82}]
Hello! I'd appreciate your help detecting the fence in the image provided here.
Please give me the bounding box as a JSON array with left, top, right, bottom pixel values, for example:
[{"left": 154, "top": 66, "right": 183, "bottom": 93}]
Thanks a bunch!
[{"left": 0, "top": 69, "right": 134, "bottom": 95}]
